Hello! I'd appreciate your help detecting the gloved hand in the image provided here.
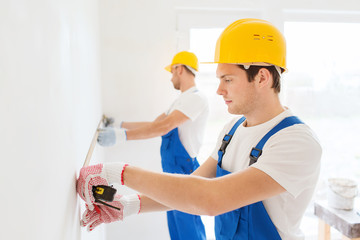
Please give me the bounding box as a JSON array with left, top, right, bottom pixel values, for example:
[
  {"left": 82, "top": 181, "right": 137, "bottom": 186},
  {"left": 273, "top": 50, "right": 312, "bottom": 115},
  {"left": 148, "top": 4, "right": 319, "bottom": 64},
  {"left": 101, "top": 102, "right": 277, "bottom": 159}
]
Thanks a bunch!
[
  {"left": 97, "top": 127, "right": 127, "bottom": 146},
  {"left": 80, "top": 194, "right": 141, "bottom": 231},
  {"left": 77, "top": 163, "right": 128, "bottom": 210}
]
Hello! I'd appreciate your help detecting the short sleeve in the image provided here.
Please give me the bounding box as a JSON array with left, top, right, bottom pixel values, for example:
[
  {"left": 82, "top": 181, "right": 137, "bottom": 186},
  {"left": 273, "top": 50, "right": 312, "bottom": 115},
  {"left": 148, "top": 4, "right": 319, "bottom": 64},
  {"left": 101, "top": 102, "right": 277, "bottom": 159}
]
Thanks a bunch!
[
  {"left": 173, "top": 93, "right": 207, "bottom": 121},
  {"left": 252, "top": 126, "right": 322, "bottom": 198}
]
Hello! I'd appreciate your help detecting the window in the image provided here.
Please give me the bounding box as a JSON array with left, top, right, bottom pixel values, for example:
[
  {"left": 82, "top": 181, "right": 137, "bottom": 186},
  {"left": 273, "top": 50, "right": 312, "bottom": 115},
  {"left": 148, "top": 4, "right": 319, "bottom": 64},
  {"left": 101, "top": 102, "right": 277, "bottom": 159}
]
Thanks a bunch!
[
  {"left": 284, "top": 21, "right": 360, "bottom": 182},
  {"left": 189, "top": 28, "right": 229, "bottom": 163},
  {"left": 284, "top": 22, "right": 360, "bottom": 237},
  {"left": 189, "top": 21, "right": 360, "bottom": 239},
  {"left": 190, "top": 28, "right": 226, "bottom": 240}
]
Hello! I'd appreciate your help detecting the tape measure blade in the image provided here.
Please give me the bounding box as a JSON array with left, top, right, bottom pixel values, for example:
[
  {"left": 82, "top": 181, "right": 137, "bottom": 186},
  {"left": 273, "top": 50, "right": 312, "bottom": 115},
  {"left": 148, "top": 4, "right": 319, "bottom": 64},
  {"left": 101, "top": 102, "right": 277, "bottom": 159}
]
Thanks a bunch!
[{"left": 83, "top": 116, "right": 105, "bottom": 167}]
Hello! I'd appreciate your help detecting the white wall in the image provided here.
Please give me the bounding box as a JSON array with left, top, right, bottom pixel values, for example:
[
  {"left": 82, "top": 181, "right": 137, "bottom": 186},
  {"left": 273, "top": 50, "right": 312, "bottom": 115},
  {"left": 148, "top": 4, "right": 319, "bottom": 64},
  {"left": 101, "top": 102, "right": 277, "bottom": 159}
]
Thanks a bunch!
[
  {"left": 98, "top": 0, "right": 176, "bottom": 239},
  {"left": 0, "top": 1, "right": 103, "bottom": 239}
]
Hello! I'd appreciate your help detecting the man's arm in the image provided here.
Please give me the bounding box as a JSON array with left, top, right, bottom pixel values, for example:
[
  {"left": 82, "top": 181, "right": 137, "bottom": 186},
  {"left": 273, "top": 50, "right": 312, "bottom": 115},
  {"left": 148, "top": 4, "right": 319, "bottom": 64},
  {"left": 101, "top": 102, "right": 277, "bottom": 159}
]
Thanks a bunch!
[
  {"left": 121, "top": 113, "right": 167, "bottom": 130},
  {"left": 192, "top": 156, "right": 218, "bottom": 178},
  {"left": 124, "top": 110, "right": 189, "bottom": 140},
  {"left": 123, "top": 161, "right": 286, "bottom": 216},
  {"left": 135, "top": 156, "right": 218, "bottom": 213},
  {"left": 137, "top": 195, "right": 171, "bottom": 213},
  {"left": 121, "top": 122, "right": 151, "bottom": 130}
]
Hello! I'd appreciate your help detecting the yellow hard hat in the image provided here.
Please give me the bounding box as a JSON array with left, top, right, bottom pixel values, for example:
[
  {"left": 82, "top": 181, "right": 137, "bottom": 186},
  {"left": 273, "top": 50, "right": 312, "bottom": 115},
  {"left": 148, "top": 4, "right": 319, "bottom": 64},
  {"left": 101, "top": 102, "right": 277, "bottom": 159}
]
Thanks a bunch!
[
  {"left": 165, "top": 51, "right": 199, "bottom": 72},
  {"left": 213, "top": 18, "right": 287, "bottom": 72}
]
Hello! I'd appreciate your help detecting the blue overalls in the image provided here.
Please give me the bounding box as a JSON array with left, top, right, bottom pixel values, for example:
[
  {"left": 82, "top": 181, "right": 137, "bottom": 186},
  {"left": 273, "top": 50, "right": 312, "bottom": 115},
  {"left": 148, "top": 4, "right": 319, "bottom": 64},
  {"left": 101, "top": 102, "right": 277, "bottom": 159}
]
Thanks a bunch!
[
  {"left": 161, "top": 128, "right": 206, "bottom": 240},
  {"left": 215, "top": 116, "right": 303, "bottom": 240}
]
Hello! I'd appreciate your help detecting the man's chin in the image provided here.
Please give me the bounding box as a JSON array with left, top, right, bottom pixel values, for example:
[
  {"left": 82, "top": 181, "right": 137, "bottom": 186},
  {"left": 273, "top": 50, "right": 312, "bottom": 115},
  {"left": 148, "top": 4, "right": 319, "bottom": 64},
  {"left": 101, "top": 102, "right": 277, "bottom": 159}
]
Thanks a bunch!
[
  {"left": 227, "top": 107, "right": 242, "bottom": 115},
  {"left": 227, "top": 108, "right": 235, "bottom": 114}
]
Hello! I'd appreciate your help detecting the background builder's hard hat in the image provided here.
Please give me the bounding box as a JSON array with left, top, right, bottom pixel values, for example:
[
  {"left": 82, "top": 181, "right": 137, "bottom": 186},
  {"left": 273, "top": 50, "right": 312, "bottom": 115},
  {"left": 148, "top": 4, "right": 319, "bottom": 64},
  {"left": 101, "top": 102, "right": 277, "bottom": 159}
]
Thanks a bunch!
[{"left": 165, "top": 51, "right": 199, "bottom": 73}]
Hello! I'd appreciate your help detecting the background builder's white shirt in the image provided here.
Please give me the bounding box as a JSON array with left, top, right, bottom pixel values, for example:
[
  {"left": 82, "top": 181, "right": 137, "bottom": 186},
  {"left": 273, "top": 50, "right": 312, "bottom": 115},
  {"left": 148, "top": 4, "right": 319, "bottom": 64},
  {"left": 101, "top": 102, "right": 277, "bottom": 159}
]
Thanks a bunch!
[
  {"left": 211, "top": 109, "right": 322, "bottom": 240},
  {"left": 166, "top": 86, "right": 209, "bottom": 158}
]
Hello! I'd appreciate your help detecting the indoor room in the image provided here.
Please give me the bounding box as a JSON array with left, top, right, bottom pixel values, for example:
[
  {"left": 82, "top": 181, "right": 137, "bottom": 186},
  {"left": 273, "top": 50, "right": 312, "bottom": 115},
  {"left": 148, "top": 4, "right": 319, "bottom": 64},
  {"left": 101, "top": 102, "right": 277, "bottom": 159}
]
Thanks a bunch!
[{"left": 1, "top": 0, "right": 360, "bottom": 239}]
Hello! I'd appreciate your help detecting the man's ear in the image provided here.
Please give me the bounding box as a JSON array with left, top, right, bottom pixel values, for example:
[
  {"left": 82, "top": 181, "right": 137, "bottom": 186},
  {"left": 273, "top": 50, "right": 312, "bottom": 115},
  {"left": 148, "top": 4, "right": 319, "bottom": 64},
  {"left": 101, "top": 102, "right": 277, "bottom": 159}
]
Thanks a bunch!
[
  {"left": 257, "top": 68, "right": 271, "bottom": 88},
  {"left": 178, "top": 65, "right": 185, "bottom": 75}
]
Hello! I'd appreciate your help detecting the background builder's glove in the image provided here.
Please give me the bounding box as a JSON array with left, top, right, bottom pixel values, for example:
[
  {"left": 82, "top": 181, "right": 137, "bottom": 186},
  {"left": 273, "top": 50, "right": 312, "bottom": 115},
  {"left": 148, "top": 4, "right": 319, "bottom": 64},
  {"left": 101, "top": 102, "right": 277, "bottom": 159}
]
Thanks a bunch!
[
  {"left": 97, "top": 127, "right": 127, "bottom": 147},
  {"left": 77, "top": 163, "right": 128, "bottom": 210},
  {"left": 80, "top": 194, "right": 141, "bottom": 231}
]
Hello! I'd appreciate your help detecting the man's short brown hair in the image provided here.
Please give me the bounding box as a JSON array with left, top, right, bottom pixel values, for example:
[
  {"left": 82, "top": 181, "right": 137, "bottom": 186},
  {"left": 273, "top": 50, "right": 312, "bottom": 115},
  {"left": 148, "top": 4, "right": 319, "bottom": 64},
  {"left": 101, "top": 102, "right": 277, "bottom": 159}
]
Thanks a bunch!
[{"left": 238, "top": 65, "right": 281, "bottom": 93}]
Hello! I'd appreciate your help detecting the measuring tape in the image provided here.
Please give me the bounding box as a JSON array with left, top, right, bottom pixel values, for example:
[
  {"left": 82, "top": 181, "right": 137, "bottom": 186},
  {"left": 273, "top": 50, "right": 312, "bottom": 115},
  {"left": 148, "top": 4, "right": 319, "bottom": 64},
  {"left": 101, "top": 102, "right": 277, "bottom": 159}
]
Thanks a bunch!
[{"left": 92, "top": 185, "right": 120, "bottom": 211}]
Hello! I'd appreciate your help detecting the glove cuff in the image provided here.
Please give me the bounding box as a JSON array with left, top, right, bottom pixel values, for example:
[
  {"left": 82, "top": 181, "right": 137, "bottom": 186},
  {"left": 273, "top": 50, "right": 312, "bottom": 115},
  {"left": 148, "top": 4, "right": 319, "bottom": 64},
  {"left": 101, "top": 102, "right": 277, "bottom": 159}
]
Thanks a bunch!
[
  {"left": 104, "top": 162, "right": 128, "bottom": 185},
  {"left": 111, "top": 119, "right": 123, "bottom": 129},
  {"left": 121, "top": 194, "right": 141, "bottom": 217},
  {"left": 114, "top": 128, "right": 127, "bottom": 142}
]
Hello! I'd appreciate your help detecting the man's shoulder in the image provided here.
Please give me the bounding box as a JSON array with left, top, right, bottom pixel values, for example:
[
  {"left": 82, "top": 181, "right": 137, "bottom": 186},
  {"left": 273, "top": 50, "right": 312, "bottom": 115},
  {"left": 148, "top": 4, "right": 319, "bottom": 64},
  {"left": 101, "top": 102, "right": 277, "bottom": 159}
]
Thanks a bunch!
[
  {"left": 182, "top": 89, "right": 207, "bottom": 100},
  {"left": 178, "top": 90, "right": 209, "bottom": 108},
  {"left": 266, "top": 121, "right": 322, "bottom": 156}
]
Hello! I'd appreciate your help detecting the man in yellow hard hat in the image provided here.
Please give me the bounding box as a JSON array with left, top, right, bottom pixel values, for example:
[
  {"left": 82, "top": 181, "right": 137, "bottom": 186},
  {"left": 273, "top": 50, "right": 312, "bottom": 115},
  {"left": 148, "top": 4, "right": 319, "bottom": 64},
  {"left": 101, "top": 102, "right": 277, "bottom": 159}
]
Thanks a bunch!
[
  {"left": 95, "top": 51, "right": 208, "bottom": 240},
  {"left": 77, "top": 19, "right": 322, "bottom": 239}
]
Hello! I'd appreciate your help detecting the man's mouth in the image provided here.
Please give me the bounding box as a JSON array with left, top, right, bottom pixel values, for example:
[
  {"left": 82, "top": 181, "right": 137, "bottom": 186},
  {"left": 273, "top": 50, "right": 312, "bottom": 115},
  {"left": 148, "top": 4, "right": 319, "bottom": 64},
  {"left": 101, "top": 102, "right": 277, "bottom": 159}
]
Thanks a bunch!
[{"left": 224, "top": 99, "right": 232, "bottom": 105}]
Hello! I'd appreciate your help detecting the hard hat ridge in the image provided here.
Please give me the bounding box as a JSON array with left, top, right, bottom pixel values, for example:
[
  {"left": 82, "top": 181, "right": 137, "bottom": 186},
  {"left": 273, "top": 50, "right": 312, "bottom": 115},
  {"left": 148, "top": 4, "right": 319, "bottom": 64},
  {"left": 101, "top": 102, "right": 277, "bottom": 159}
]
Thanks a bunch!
[{"left": 213, "top": 18, "right": 287, "bottom": 72}]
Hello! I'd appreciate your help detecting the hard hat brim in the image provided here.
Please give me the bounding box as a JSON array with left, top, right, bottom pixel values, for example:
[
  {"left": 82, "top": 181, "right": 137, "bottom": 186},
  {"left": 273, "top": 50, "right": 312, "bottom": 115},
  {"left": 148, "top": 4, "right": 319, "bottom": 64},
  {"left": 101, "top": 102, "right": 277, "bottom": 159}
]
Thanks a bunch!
[{"left": 164, "top": 65, "right": 172, "bottom": 72}]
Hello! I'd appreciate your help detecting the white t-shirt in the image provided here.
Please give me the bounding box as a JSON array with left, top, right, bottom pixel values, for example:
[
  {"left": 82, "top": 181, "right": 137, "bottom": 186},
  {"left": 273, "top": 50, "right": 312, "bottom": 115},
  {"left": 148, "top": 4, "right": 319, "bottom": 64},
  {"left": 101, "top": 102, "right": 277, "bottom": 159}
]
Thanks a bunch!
[
  {"left": 166, "top": 86, "right": 209, "bottom": 158},
  {"left": 211, "top": 109, "right": 322, "bottom": 240}
]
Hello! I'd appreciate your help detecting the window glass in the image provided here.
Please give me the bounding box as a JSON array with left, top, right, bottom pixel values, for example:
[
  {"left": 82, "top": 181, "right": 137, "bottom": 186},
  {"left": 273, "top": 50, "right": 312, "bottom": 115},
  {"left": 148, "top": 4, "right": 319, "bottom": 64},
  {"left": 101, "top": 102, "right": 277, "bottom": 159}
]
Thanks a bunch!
[
  {"left": 190, "top": 28, "right": 226, "bottom": 240},
  {"left": 283, "top": 21, "right": 360, "bottom": 238},
  {"left": 190, "top": 22, "right": 360, "bottom": 238},
  {"left": 284, "top": 22, "right": 360, "bottom": 180},
  {"left": 190, "top": 28, "right": 230, "bottom": 164}
]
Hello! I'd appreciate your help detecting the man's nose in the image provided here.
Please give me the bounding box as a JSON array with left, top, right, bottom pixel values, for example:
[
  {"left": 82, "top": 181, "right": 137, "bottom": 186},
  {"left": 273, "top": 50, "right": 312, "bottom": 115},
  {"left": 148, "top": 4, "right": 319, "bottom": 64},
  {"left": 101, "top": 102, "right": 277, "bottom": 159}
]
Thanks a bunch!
[{"left": 216, "top": 82, "right": 225, "bottom": 96}]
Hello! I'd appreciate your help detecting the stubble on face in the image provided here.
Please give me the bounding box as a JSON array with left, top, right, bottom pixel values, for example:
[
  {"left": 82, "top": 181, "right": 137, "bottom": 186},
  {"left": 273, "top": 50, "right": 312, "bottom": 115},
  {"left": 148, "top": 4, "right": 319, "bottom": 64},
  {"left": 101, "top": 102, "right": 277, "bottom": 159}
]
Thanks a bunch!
[
  {"left": 216, "top": 64, "right": 258, "bottom": 116},
  {"left": 171, "top": 66, "right": 181, "bottom": 90},
  {"left": 171, "top": 75, "right": 180, "bottom": 90}
]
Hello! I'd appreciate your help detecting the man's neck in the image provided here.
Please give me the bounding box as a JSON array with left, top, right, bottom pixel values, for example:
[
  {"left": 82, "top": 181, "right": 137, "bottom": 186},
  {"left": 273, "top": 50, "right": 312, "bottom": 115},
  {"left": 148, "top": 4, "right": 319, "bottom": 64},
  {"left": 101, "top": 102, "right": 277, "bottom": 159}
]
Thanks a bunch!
[
  {"left": 180, "top": 78, "right": 196, "bottom": 92},
  {"left": 244, "top": 97, "right": 285, "bottom": 127}
]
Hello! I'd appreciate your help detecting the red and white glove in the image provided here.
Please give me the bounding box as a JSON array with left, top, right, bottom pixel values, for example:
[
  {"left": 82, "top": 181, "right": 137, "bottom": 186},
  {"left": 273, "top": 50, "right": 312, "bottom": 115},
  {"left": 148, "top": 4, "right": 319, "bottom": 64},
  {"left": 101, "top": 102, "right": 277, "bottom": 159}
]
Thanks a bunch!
[
  {"left": 80, "top": 194, "right": 141, "bottom": 231},
  {"left": 77, "top": 162, "right": 128, "bottom": 210}
]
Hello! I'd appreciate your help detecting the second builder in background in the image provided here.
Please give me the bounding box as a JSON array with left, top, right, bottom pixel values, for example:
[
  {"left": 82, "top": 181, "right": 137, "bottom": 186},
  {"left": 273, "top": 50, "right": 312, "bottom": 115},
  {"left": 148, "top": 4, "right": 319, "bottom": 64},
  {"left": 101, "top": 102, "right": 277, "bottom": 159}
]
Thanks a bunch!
[{"left": 96, "top": 51, "right": 209, "bottom": 240}]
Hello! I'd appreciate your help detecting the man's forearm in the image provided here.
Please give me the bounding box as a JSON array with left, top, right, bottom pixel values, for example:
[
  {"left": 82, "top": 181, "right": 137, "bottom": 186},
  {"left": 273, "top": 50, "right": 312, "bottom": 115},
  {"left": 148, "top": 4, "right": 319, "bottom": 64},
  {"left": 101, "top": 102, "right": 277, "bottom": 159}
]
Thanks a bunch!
[
  {"left": 123, "top": 110, "right": 189, "bottom": 140},
  {"left": 125, "top": 121, "right": 171, "bottom": 140},
  {"left": 139, "top": 195, "right": 172, "bottom": 213},
  {"left": 123, "top": 166, "right": 215, "bottom": 216},
  {"left": 121, "top": 121, "right": 151, "bottom": 130}
]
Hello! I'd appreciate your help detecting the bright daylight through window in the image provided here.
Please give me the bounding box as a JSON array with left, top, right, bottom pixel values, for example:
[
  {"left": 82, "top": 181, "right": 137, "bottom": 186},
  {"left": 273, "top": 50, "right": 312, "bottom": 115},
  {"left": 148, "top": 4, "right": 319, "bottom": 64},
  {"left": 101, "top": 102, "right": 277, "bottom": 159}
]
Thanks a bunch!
[{"left": 190, "top": 21, "right": 360, "bottom": 239}]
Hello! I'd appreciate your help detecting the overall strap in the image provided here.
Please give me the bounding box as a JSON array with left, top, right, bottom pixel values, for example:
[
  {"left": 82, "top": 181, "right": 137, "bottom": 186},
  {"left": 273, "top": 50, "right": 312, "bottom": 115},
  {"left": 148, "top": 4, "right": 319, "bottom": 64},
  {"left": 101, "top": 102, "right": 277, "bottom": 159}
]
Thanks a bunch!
[
  {"left": 249, "top": 116, "right": 304, "bottom": 166},
  {"left": 218, "top": 117, "right": 246, "bottom": 166}
]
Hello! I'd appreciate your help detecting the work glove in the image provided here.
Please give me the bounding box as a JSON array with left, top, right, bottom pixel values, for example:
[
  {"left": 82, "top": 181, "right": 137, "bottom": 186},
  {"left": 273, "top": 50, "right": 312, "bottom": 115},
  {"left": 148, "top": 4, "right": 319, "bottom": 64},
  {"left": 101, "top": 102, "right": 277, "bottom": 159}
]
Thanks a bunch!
[
  {"left": 80, "top": 194, "right": 141, "bottom": 231},
  {"left": 97, "top": 127, "right": 127, "bottom": 147},
  {"left": 77, "top": 163, "right": 128, "bottom": 210}
]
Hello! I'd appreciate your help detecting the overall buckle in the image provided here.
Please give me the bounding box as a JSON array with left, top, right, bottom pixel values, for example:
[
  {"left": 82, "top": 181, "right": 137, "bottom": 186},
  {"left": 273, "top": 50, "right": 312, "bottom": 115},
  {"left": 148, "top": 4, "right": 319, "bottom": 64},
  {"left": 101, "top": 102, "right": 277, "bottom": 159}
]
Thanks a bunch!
[
  {"left": 219, "top": 134, "right": 233, "bottom": 154},
  {"left": 249, "top": 147, "right": 262, "bottom": 165}
]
